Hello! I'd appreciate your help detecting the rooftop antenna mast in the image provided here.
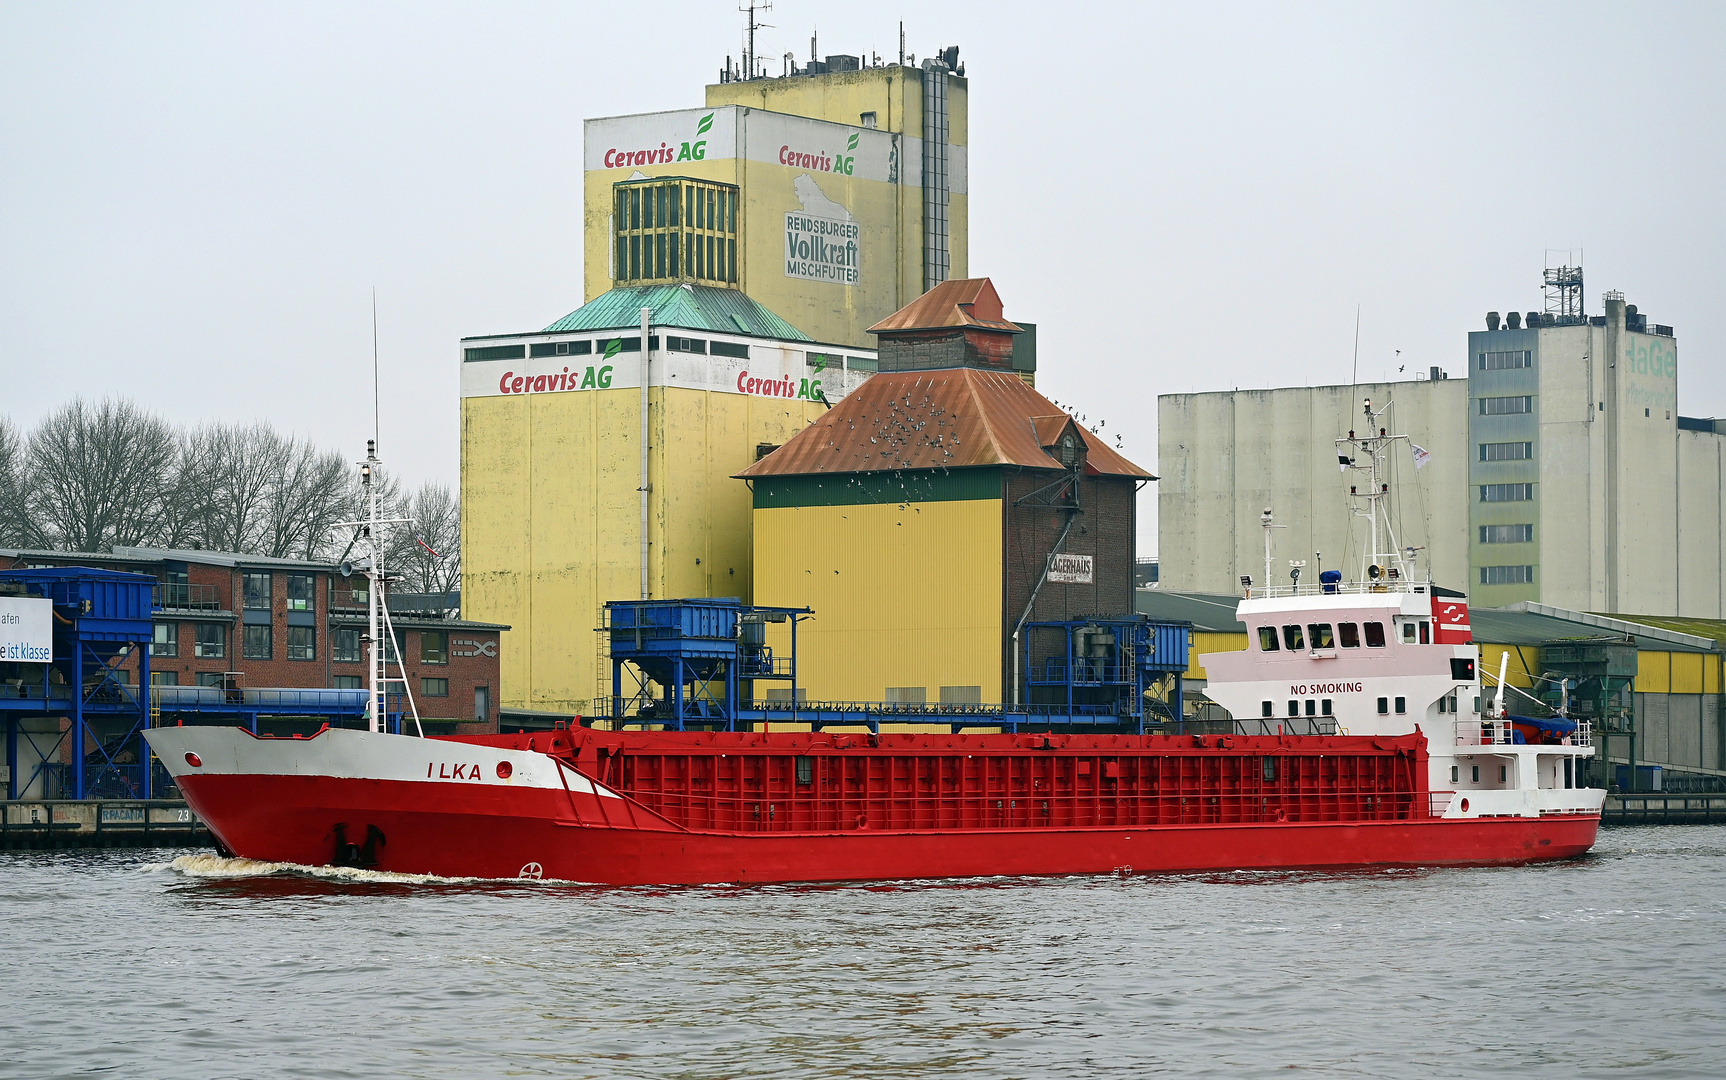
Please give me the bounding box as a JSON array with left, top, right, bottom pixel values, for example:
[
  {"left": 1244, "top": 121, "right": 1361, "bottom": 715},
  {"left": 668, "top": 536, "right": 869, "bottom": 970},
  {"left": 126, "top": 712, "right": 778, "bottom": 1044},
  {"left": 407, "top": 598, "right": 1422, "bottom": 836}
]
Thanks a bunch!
[
  {"left": 1543, "top": 249, "right": 1585, "bottom": 324},
  {"left": 740, "top": 0, "right": 773, "bottom": 80}
]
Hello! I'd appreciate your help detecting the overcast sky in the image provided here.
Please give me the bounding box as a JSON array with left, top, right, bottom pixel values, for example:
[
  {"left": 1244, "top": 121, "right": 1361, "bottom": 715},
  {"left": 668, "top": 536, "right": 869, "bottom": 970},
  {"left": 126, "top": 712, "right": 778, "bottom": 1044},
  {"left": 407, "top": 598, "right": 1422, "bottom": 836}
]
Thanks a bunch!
[{"left": 3, "top": 2, "right": 1722, "bottom": 553}]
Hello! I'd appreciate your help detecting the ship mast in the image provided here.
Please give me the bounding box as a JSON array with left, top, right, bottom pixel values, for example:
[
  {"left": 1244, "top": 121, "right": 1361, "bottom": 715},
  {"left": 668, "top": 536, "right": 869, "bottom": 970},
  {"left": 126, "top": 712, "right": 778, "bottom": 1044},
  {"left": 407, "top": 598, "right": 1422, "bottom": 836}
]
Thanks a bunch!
[{"left": 1336, "top": 397, "right": 1416, "bottom": 589}]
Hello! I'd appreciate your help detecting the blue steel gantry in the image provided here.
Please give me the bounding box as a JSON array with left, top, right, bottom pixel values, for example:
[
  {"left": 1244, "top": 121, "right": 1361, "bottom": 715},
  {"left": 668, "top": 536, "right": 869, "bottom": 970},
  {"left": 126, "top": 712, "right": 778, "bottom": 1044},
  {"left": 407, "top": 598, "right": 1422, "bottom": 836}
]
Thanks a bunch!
[
  {"left": 600, "top": 598, "right": 1191, "bottom": 733},
  {"left": 2, "top": 566, "right": 396, "bottom": 801}
]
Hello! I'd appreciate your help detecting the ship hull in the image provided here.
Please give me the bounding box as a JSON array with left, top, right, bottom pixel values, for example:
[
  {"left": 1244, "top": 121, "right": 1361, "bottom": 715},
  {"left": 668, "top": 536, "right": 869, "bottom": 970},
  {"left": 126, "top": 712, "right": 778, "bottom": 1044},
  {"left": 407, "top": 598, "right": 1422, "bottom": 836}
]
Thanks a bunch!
[{"left": 149, "top": 727, "right": 1600, "bottom": 885}]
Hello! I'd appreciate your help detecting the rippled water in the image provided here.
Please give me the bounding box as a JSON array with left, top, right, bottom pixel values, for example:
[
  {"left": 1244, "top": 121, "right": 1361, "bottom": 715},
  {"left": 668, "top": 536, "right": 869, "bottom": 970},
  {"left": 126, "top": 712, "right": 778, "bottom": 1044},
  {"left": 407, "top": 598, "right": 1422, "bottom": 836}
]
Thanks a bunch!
[{"left": 3, "top": 826, "right": 1723, "bottom": 1079}]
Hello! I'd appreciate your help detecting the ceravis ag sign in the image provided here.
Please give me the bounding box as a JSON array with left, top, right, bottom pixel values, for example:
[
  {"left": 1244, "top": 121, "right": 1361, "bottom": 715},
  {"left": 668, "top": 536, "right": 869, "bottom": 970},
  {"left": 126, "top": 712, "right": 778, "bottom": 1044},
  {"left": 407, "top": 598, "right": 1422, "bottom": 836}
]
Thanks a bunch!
[
  {"left": 459, "top": 336, "right": 871, "bottom": 404},
  {"left": 585, "top": 107, "right": 897, "bottom": 183},
  {"left": 0, "top": 596, "right": 52, "bottom": 663}
]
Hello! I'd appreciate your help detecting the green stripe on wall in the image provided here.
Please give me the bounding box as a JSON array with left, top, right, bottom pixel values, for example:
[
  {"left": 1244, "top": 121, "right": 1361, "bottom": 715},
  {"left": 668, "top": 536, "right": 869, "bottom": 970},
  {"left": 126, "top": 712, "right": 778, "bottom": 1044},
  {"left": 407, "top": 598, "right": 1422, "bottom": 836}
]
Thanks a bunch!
[{"left": 752, "top": 468, "right": 1001, "bottom": 508}]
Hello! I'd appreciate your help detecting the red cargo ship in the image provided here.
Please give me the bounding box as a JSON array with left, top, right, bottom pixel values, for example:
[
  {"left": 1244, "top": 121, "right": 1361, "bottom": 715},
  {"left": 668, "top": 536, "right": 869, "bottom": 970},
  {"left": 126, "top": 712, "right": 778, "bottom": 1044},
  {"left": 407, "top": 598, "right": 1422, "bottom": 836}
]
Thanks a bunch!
[{"left": 144, "top": 401, "right": 1601, "bottom": 883}]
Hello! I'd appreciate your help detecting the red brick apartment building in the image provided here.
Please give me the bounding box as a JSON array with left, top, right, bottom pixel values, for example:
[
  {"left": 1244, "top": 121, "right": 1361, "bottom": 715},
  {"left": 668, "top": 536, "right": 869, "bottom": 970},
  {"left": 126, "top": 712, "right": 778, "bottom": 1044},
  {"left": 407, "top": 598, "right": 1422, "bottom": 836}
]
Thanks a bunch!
[{"left": 0, "top": 546, "right": 506, "bottom": 734}]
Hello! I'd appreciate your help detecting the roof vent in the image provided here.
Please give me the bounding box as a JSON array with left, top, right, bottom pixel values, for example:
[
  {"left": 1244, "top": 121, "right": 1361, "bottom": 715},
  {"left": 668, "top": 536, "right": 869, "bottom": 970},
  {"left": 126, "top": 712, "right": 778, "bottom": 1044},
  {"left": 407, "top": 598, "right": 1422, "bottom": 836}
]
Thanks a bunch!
[
  {"left": 1486, "top": 311, "right": 1501, "bottom": 330},
  {"left": 1505, "top": 311, "right": 1522, "bottom": 329}
]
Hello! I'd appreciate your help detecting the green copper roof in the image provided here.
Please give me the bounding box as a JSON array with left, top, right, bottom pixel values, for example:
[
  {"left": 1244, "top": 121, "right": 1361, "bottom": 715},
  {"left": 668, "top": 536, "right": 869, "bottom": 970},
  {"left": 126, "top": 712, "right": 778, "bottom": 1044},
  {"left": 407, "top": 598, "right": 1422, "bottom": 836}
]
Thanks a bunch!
[{"left": 543, "top": 284, "right": 811, "bottom": 341}]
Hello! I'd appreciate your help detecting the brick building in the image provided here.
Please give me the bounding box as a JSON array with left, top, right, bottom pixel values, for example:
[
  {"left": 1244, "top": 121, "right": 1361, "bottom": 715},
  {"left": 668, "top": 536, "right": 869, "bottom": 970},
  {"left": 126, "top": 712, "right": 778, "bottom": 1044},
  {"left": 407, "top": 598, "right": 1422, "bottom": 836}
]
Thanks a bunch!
[{"left": 0, "top": 546, "right": 506, "bottom": 734}]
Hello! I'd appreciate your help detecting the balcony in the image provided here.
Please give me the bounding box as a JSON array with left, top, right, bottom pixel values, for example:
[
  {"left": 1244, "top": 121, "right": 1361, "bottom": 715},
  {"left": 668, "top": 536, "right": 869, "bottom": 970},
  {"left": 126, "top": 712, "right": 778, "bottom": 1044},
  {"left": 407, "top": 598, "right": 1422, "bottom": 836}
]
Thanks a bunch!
[
  {"left": 154, "top": 583, "right": 222, "bottom": 610},
  {"left": 328, "top": 585, "right": 372, "bottom": 611}
]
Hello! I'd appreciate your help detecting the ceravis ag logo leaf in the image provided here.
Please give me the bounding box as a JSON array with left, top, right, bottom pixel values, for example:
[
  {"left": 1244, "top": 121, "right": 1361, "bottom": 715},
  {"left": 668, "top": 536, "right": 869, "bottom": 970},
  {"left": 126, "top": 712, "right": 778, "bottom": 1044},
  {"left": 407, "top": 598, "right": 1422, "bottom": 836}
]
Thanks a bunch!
[
  {"left": 604, "top": 338, "right": 623, "bottom": 360},
  {"left": 697, "top": 113, "right": 714, "bottom": 136},
  {"left": 846, "top": 132, "right": 859, "bottom": 151}
]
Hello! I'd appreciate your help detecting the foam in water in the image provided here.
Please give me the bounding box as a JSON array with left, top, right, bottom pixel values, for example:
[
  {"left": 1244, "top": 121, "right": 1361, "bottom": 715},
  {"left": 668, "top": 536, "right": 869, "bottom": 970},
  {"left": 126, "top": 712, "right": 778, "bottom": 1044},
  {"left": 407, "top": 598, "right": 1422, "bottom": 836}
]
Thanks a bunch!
[{"left": 142, "top": 852, "right": 591, "bottom": 886}]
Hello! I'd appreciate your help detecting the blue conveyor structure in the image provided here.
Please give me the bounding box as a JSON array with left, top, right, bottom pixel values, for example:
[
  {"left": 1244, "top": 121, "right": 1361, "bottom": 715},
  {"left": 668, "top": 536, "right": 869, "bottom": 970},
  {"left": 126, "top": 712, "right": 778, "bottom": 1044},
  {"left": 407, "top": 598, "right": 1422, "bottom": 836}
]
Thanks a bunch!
[
  {"left": 600, "top": 599, "right": 1192, "bottom": 733},
  {"left": 2, "top": 566, "right": 394, "bottom": 800}
]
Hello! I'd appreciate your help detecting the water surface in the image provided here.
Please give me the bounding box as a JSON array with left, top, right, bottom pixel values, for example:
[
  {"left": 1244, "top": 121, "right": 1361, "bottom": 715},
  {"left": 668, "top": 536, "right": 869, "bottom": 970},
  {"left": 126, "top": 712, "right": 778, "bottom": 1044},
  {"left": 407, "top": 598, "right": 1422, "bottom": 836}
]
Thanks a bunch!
[{"left": 3, "top": 826, "right": 1722, "bottom": 1079}]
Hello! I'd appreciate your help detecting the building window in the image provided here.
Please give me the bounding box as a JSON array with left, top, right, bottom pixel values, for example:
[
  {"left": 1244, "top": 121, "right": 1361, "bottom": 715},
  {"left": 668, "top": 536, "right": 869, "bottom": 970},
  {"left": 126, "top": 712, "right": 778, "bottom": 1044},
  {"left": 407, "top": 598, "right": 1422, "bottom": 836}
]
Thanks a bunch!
[
  {"left": 613, "top": 177, "right": 739, "bottom": 286},
  {"left": 333, "top": 675, "right": 362, "bottom": 690},
  {"left": 150, "top": 670, "right": 178, "bottom": 686},
  {"left": 1337, "top": 622, "right": 1360, "bottom": 648},
  {"left": 1478, "top": 395, "right": 1533, "bottom": 415},
  {"left": 197, "top": 672, "right": 227, "bottom": 688},
  {"left": 242, "top": 573, "right": 272, "bottom": 609},
  {"left": 464, "top": 344, "right": 525, "bottom": 362},
  {"left": 710, "top": 340, "right": 750, "bottom": 359},
  {"left": 151, "top": 622, "right": 178, "bottom": 658},
  {"left": 1479, "top": 441, "right": 1533, "bottom": 462},
  {"left": 421, "top": 631, "right": 448, "bottom": 666},
  {"left": 1480, "top": 565, "right": 1535, "bottom": 585},
  {"left": 194, "top": 623, "right": 225, "bottom": 659},
  {"left": 530, "top": 340, "right": 593, "bottom": 358},
  {"left": 669, "top": 337, "right": 709, "bottom": 354},
  {"left": 885, "top": 686, "right": 926, "bottom": 704},
  {"left": 1364, "top": 622, "right": 1386, "bottom": 647},
  {"left": 332, "top": 627, "right": 361, "bottom": 663},
  {"left": 1480, "top": 483, "right": 1535, "bottom": 502},
  {"left": 1480, "top": 524, "right": 1535, "bottom": 544},
  {"left": 1257, "top": 626, "right": 1280, "bottom": 651},
  {"left": 939, "top": 685, "right": 982, "bottom": 704},
  {"left": 286, "top": 574, "right": 316, "bottom": 612},
  {"left": 1478, "top": 350, "right": 1532, "bottom": 370},
  {"left": 243, "top": 624, "right": 272, "bottom": 660},
  {"left": 421, "top": 677, "right": 449, "bottom": 697},
  {"left": 287, "top": 625, "right": 315, "bottom": 661}
]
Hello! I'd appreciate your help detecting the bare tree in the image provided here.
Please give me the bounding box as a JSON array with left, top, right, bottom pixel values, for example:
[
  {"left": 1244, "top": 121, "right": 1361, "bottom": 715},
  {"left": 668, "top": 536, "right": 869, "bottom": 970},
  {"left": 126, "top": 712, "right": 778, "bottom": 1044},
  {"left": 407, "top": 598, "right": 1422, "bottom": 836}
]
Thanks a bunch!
[
  {"left": 389, "top": 481, "right": 461, "bottom": 602},
  {"left": 183, "top": 422, "right": 280, "bottom": 553},
  {"left": 24, "top": 398, "right": 178, "bottom": 552},
  {"left": 260, "top": 436, "right": 354, "bottom": 560},
  {"left": 0, "top": 416, "right": 40, "bottom": 549}
]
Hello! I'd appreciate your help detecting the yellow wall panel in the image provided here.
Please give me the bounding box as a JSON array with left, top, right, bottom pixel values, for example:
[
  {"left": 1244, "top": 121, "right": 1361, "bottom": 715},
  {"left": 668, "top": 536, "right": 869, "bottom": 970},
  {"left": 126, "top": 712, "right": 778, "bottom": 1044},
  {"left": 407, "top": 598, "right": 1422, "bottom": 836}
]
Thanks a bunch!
[
  {"left": 1668, "top": 651, "right": 1704, "bottom": 695},
  {"left": 1635, "top": 650, "right": 1672, "bottom": 693},
  {"left": 1476, "top": 644, "right": 1539, "bottom": 690},
  {"left": 753, "top": 499, "right": 1002, "bottom": 701}
]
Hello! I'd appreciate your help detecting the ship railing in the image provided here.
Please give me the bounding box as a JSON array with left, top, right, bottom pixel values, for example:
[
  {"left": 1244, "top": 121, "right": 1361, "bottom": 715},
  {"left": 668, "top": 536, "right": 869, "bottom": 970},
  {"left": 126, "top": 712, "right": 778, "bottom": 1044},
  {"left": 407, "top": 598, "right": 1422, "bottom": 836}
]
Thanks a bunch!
[
  {"left": 1248, "top": 580, "right": 1421, "bottom": 600},
  {"left": 1428, "top": 792, "right": 1455, "bottom": 816},
  {"left": 1454, "top": 718, "right": 1593, "bottom": 747}
]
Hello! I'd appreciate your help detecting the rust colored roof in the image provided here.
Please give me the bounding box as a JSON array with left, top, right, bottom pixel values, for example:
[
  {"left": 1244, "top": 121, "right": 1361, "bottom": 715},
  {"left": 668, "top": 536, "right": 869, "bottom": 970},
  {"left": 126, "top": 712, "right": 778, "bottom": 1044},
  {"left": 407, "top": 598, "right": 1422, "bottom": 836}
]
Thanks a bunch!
[
  {"left": 866, "top": 278, "right": 1024, "bottom": 335},
  {"left": 737, "top": 367, "right": 1155, "bottom": 480}
]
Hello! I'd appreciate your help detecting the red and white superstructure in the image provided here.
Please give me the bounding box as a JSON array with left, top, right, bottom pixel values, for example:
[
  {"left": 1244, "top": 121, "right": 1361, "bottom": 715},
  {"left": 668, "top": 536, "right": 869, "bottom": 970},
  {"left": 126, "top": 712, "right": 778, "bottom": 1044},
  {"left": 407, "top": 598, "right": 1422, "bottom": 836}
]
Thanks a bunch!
[{"left": 144, "top": 397, "right": 1599, "bottom": 884}]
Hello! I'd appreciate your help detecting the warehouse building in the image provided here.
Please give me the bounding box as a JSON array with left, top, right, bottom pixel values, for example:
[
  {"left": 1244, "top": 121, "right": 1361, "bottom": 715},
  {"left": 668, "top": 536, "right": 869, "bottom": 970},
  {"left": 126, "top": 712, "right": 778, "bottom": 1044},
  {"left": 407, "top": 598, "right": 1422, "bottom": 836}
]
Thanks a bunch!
[
  {"left": 739, "top": 279, "right": 1151, "bottom": 704},
  {"left": 1158, "top": 274, "right": 1726, "bottom": 616}
]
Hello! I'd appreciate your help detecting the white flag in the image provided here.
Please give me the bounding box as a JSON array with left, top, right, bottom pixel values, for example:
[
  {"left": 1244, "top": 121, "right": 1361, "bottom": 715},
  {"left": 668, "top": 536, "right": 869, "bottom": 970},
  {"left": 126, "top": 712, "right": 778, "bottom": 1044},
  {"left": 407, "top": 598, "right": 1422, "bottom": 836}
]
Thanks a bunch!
[{"left": 1411, "top": 443, "right": 1432, "bottom": 470}]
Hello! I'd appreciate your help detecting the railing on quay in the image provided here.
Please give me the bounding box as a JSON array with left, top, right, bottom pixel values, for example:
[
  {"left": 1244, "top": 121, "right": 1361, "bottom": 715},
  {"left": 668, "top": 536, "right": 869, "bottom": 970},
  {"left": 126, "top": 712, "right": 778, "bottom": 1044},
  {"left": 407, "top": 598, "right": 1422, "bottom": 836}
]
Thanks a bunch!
[{"left": 153, "top": 583, "right": 222, "bottom": 610}]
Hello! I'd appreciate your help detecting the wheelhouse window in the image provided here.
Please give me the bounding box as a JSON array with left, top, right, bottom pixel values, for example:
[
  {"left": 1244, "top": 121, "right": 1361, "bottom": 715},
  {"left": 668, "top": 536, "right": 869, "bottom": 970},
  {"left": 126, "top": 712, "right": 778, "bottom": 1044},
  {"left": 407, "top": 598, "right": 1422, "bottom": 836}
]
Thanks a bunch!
[
  {"left": 1257, "top": 626, "right": 1280, "bottom": 651},
  {"left": 1364, "top": 622, "right": 1386, "bottom": 647},
  {"left": 1307, "top": 623, "right": 1335, "bottom": 649},
  {"left": 1338, "top": 622, "right": 1360, "bottom": 648},
  {"left": 1282, "top": 625, "right": 1306, "bottom": 651},
  {"left": 1402, "top": 621, "right": 1418, "bottom": 644}
]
